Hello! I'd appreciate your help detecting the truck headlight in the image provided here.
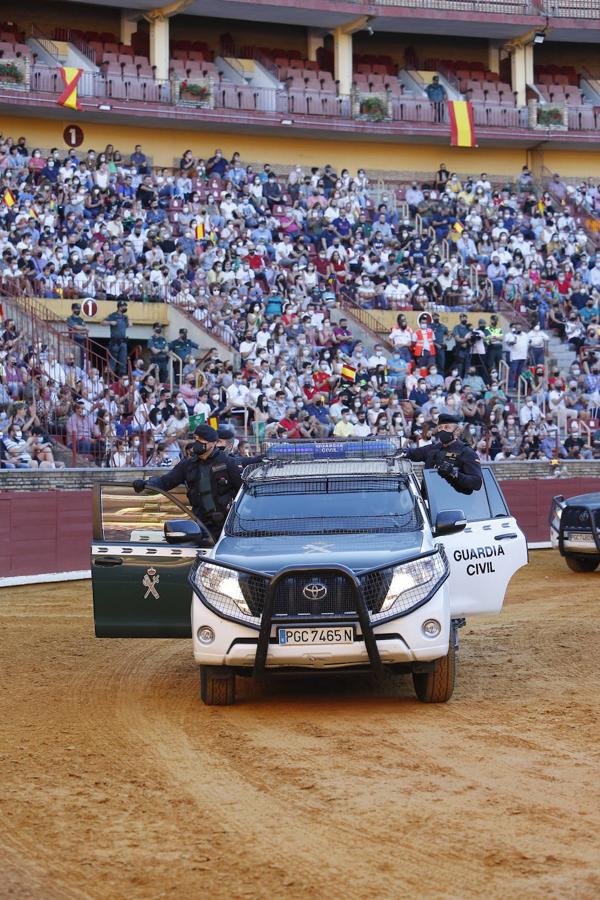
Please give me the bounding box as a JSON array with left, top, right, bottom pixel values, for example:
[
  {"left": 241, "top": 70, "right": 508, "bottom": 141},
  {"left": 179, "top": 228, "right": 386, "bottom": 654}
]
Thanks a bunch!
[
  {"left": 371, "top": 551, "right": 448, "bottom": 622},
  {"left": 193, "top": 561, "right": 259, "bottom": 624}
]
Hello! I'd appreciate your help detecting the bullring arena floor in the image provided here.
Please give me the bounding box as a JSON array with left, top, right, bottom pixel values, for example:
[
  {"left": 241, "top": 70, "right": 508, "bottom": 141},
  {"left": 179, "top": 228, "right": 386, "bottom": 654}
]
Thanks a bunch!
[{"left": 2, "top": 551, "right": 599, "bottom": 899}]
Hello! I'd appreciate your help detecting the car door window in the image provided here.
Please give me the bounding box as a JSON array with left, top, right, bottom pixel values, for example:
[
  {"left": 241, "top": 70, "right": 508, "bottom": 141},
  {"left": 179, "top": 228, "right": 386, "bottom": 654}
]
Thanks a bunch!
[
  {"left": 424, "top": 470, "right": 492, "bottom": 522},
  {"left": 100, "top": 484, "right": 193, "bottom": 542},
  {"left": 482, "top": 468, "right": 509, "bottom": 518}
]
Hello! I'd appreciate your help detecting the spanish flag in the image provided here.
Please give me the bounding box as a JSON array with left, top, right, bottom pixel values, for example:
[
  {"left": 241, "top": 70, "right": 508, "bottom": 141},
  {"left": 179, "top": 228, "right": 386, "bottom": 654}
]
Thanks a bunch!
[
  {"left": 2, "top": 189, "right": 15, "bottom": 208},
  {"left": 195, "top": 223, "right": 205, "bottom": 240},
  {"left": 57, "top": 67, "right": 83, "bottom": 111},
  {"left": 341, "top": 363, "right": 356, "bottom": 382},
  {"left": 448, "top": 100, "right": 475, "bottom": 148}
]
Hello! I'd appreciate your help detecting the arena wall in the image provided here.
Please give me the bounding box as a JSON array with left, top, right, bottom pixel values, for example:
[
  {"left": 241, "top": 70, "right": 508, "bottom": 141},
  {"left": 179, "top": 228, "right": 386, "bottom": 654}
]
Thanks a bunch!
[
  {"left": 4, "top": 114, "right": 600, "bottom": 179},
  {"left": 1, "top": 467, "right": 598, "bottom": 584}
]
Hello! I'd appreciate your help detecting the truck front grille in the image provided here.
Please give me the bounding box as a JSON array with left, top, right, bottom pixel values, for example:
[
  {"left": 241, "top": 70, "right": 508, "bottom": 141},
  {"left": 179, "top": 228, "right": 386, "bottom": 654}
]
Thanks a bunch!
[{"left": 239, "top": 570, "right": 391, "bottom": 620}]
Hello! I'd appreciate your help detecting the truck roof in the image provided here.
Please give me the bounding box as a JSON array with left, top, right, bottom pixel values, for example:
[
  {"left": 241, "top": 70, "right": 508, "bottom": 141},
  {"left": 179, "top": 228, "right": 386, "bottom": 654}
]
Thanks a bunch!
[{"left": 243, "top": 456, "right": 414, "bottom": 483}]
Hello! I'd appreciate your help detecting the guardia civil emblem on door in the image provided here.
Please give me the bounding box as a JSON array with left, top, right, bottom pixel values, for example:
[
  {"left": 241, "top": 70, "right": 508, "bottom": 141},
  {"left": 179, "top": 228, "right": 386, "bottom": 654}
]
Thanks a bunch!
[{"left": 143, "top": 567, "right": 160, "bottom": 599}]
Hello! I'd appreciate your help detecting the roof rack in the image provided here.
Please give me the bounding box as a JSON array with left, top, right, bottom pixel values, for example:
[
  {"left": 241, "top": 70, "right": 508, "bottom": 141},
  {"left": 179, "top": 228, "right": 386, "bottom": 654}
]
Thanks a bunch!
[{"left": 242, "top": 441, "right": 413, "bottom": 482}]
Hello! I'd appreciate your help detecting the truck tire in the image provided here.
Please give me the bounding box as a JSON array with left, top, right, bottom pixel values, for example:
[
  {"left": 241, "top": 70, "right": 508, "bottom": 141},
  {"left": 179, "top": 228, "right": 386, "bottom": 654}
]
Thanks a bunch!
[
  {"left": 200, "top": 666, "right": 236, "bottom": 706},
  {"left": 565, "top": 554, "right": 600, "bottom": 573},
  {"left": 412, "top": 641, "right": 455, "bottom": 703}
]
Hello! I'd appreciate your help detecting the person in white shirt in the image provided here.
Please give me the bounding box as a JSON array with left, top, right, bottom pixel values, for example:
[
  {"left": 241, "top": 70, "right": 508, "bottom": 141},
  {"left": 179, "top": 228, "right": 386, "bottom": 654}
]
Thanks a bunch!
[
  {"left": 226, "top": 376, "right": 250, "bottom": 409},
  {"left": 367, "top": 345, "right": 388, "bottom": 370},
  {"left": 519, "top": 398, "right": 543, "bottom": 427},
  {"left": 505, "top": 324, "right": 530, "bottom": 389},
  {"left": 527, "top": 324, "right": 549, "bottom": 366},
  {"left": 384, "top": 277, "right": 411, "bottom": 307}
]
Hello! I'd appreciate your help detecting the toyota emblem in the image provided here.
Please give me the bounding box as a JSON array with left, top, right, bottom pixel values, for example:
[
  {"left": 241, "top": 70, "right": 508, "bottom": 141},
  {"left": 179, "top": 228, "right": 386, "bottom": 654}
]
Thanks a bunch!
[{"left": 302, "top": 582, "right": 327, "bottom": 601}]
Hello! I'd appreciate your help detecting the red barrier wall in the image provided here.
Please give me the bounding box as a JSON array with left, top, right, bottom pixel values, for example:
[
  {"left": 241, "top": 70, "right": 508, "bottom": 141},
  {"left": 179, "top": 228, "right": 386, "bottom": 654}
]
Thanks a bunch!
[
  {"left": 0, "top": 479, "right": 598, "bottom": 579},
  {"left": 0, "top": 491, "right": 92, "bottom": 578},
  {"left": 501, "top": 478, "right": 599, "bottom": 544}
]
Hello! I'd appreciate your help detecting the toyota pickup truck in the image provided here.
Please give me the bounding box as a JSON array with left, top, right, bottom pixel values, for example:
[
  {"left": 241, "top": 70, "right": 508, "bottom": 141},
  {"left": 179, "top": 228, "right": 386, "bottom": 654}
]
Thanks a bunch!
[{"left": 92, "top": 441, "right": 527, "bottom": 705}]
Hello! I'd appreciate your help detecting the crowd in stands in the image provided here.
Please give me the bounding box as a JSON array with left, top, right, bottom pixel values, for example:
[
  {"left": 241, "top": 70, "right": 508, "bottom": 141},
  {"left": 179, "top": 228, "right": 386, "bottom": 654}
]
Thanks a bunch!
[{"left": 0, "top": 134, "right": 599, "bottom": 468}]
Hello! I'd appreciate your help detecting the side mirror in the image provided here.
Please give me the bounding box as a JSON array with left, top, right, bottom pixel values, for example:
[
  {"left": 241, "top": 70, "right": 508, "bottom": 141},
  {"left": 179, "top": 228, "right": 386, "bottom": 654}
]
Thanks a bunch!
[
  {"left": 434, "top": 509, "right": 467, "bottom": 536},
  {"left": 164, "top": 519, "right": 213, "bottom": 547}
]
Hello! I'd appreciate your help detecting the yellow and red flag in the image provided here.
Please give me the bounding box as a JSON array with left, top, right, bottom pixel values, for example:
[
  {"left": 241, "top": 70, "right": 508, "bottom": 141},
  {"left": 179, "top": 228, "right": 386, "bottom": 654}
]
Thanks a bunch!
[
  {"left": 195, "top": 223, "right": 205, "bottom": 240},
  {"left": 341, "top": 363, "right": 356, "bottom": 382},
  {"left": 57, "top": 67, "right": 83, "bottom": 111},
  {"left": 448, "top": 100, "right": 475, "bottom": 148},
  {"left": 209, "top": 416, "right": 218, "bottom": 430},
  {"left": 2, "top": 189, "right": 16, "bottom": 208}
]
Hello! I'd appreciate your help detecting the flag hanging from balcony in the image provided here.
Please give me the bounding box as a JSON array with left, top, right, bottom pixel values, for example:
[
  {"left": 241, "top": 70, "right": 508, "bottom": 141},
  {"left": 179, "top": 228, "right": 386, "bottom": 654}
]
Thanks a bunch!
[
  {"left": 57, "top": 67, "right": 83, "bottom": 111},
  {"left": 448, "top": 100, "right": 475, "bottom": 148}
]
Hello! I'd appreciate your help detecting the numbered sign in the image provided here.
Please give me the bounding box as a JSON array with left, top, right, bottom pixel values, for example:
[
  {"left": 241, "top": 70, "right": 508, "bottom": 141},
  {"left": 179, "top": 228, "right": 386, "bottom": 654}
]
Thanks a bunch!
[
  {"left": 63, "top": 124, "right": 84, "bottom": 148},
  {"left": 81, "top": 298, "right": 98, "bottom": 318}
]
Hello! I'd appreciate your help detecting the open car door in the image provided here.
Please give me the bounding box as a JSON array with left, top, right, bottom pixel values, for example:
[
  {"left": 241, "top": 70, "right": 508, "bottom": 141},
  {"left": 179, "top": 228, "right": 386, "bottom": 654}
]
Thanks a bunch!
[
  {"left": 92, "top": 483, "right": 212, "bottom": 638},
  {"left": 423, "top": 466, "right": 527, "bottom": 618}
]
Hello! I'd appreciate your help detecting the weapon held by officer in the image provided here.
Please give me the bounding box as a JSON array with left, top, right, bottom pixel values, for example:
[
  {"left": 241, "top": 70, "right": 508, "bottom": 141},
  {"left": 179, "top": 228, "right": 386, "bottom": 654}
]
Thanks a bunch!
[{"left": 401, "top": 413, "right": 482, "bottom": 495}]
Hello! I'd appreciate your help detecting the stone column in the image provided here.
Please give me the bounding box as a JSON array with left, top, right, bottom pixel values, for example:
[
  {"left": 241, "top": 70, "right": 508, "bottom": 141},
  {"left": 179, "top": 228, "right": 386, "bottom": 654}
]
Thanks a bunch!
[
  {"left": 333, "top": 27, "right": 353, "bottom": 96},
  {"left": 149, "top": 16, "right": 170, "bottom": 81},
  {"left": 307, "top": 28, "right": 325, "bottom": 63},
  {"left": 511, "top": 45, "right": 526, "bottom": 106}
]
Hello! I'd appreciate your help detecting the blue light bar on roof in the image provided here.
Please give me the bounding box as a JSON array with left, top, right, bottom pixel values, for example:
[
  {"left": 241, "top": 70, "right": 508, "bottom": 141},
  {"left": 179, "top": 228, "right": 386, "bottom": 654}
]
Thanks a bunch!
[{"left": 264, "top": 439, "right": 398, "bottom": 460}]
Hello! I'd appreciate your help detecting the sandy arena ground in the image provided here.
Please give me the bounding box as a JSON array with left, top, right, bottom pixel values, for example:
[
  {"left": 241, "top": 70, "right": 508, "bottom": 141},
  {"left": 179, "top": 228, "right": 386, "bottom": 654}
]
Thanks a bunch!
[{"left": 1, "top": 550, "right": 599, "bottom": 900}]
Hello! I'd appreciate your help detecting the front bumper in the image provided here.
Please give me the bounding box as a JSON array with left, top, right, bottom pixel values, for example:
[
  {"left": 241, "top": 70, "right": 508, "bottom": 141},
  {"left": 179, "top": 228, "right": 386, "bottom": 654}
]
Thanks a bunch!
[{"left": 192, "top": 586, "right": 450, "bottom": 670}]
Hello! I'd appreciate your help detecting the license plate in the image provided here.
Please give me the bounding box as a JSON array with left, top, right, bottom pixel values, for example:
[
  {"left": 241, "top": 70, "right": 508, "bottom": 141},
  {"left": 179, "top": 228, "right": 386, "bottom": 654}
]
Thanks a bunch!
[
  {"left": 566, "top": 532, "right": 593, "bottom": 543},
  {"left": 278, "top": 626, "right": 355, "bottom": 646}
]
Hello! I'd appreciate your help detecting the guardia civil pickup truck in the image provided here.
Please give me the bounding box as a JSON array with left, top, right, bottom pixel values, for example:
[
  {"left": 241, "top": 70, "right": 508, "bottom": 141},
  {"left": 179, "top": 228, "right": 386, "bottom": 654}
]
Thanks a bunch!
[{"left": 92, "top": 441, "right": 527, "bottom": 705}]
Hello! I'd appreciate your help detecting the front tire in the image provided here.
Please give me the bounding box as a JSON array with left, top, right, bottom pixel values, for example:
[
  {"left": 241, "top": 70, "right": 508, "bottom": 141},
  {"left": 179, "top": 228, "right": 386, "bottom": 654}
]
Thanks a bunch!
[
  {"left": 565, "top": 554, "right": 600, "bottom": 573},
  {"left": 413, "top": 641, "right": 456, "bottom": 703},
  {"left": 200, "top": 666, "right": 236, "bottom": 705}
]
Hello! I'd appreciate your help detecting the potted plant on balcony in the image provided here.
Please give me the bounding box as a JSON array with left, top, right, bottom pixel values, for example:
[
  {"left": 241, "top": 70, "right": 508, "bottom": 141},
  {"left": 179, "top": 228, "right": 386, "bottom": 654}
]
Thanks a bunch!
[
  {"left": 354, "top": 93, "right": 389, "bottom": 122},
  {"left": 528, "top": 100, "right": 568, "bottom": 131},
  {"left": 178, "top": 79, "right": 213, "bottom": 108},
  {"left": 0, "top": 61, "right": 24, "bottom": 84}
]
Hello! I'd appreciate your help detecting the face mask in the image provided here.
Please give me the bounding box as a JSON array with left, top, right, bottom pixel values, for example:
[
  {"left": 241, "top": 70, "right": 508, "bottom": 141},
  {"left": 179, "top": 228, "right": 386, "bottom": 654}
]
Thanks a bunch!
[
  {"left": 14, "top": 431, "right": 22, "bottom": 439},
  {"left": 438, "top": 430, "right": 454, "bottom": 445}
]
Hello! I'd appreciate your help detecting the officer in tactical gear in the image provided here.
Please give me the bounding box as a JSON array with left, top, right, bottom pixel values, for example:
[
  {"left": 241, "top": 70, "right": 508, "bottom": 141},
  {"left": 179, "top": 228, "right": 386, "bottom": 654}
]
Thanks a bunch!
[
  {"left": 403, "top": 413, "right": 482, "bottom": 495},
  {"left": 132, "top": 424, "right": 242, "bottom": 540},
  {"left": 103, "top": 300, "right": 129, "bottom": 376},
  {"left": 147, "top": 322, "right": 169, "bottom": 384}
]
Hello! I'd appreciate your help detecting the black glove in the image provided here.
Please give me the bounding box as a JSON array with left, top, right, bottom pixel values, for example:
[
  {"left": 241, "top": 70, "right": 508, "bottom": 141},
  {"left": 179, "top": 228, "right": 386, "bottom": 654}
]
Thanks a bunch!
[
  {"left": 437, "top": 459, "right": 458, "bottom": 482},
  {"left": 133, "top": 478, "right": 147, "bottom": 494}
]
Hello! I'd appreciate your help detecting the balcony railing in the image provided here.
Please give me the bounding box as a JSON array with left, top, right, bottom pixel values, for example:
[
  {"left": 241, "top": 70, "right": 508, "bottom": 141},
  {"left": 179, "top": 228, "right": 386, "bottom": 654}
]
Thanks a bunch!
[
  {"left": 6, "top": 65, "right": 599, "bottom": 134},
  {"left": 370, "top": 0, "right": 540, "bottom": 12},
  {"left": 544, "top": 0, "right": 600, "bottom": 16}
]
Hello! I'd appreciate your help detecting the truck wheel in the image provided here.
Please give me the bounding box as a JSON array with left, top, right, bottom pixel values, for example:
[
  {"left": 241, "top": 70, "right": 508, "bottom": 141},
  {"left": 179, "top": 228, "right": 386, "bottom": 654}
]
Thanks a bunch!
[
  {"left": 565, "top": 554, "right": 600, "bottom": 573},
  {"left": 200, "top": 666, "right": 236, "bottom": 706},
  {"left": 412, "top": 642, "right": 456, "bottom": 703}
]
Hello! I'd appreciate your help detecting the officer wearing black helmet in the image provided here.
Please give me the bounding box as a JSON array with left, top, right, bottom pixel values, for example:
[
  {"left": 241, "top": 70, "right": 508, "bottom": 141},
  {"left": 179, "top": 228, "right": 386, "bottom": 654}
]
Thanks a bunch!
[
  {"left": 132, "top": 424, "right": 242, "bottom": 540},
  {"left": 403, "top": 413, "right": 482, "bottom": 495}
]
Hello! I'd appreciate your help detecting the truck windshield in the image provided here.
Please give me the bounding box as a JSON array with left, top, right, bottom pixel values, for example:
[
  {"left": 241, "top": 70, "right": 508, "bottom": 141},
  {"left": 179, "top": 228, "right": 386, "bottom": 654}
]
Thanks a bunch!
[{"left": 228, "top": 478, "right": 421, "bottom": 537}]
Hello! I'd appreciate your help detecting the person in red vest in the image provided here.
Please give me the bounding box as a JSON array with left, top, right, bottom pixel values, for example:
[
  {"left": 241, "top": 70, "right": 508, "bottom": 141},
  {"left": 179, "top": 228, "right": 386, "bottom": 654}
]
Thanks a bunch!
[{"left": 411, "top": 312, "right": 437, "bottom": 370}]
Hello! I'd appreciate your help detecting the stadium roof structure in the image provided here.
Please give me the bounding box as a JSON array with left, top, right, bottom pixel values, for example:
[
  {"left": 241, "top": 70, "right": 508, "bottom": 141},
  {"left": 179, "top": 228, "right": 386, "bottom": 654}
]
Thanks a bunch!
[{"left": 58, "top": 0, "right": 599, "bottom": 41}]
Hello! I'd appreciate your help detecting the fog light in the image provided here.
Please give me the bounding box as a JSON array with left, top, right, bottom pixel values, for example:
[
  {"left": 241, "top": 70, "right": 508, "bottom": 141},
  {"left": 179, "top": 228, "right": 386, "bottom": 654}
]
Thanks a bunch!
[
  {"left": 422, "top": 619, "right": 441, "bottom": 638},
  {"left": 197, "top": 626, "right": 215, "bottom": 644}
]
